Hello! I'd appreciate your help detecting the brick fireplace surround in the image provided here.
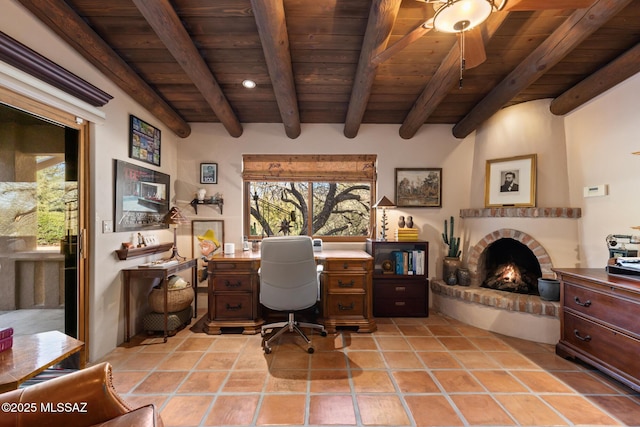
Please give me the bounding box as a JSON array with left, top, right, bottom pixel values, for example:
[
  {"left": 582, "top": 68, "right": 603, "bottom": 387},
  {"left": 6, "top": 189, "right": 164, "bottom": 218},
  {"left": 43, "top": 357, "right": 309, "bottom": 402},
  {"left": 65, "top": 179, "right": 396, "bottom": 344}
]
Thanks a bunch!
[{"left": 431, "top": 207, "right": 581, "bottom": 344}]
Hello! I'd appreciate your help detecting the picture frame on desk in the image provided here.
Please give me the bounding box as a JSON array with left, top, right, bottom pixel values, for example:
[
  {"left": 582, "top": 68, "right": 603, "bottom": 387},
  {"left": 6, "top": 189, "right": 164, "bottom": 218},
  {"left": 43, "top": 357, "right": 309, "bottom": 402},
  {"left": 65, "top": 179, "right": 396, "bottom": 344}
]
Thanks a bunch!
[{"left": 192, "top": 220, "right": 224, "bottom": 284}]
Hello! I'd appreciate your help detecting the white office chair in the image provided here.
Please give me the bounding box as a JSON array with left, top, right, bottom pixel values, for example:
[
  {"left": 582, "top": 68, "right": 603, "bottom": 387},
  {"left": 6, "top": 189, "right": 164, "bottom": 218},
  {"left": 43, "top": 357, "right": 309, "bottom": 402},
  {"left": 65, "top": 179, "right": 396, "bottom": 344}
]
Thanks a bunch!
[{"left": 259, "top": 235, "right": 327, "bottom": 354}]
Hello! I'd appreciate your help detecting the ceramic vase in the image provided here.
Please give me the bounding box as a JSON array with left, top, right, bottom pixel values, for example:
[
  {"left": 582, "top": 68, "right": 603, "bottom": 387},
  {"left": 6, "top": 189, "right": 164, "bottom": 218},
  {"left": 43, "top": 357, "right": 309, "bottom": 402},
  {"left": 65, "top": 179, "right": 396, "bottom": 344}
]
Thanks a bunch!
[
  {"left": 457, "top": 268, "right": 471, "bottom": 286},
  {"left": 443, "top": 257, "right": 461, "bottom": 285},
  {"left": 537, "top": 278, "right": 560, "bottom": 301}
]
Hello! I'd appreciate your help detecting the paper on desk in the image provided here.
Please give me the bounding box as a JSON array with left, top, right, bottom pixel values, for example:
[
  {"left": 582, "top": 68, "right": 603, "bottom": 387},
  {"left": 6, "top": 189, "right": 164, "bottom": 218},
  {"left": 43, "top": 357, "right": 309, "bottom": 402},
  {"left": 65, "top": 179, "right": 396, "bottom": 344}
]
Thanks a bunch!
[{"left": 615, "top": 257, "right": 640, "bottom": 271}]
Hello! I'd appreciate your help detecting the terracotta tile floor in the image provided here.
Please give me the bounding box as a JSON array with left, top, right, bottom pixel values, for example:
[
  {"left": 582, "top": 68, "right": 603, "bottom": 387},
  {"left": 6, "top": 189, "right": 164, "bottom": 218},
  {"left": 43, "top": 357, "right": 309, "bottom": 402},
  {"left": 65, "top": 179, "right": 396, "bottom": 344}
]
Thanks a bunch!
[{"left": 98, "top": 312, "right": 640, "bottom": 427}]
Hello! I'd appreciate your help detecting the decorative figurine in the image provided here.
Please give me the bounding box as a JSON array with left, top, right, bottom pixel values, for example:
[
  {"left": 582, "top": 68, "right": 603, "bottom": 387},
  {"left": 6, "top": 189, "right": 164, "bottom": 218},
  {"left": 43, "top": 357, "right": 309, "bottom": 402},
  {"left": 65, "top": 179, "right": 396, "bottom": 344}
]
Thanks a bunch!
[
  {"left": 406, "top": 216, "right": 413, "bottom": 228},
  {"left": 398, "top": 216, "right": 405, "bottom": 228}
]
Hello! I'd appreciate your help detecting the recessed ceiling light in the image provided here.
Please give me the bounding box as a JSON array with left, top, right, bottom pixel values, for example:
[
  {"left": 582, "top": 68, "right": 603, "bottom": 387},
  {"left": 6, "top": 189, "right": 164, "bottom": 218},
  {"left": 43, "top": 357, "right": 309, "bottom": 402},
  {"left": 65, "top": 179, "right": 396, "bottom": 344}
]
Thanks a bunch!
[{"left": 242, "top": 79, "right": 256, "bottom": 89}]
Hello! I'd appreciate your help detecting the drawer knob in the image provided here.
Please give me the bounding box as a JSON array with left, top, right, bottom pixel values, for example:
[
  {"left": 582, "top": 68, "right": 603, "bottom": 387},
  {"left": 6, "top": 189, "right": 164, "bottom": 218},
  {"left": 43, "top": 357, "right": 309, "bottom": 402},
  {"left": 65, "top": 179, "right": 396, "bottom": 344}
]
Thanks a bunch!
[
  {"left": 338, "top": 280, "right": 355, "bottom": 288},
  {"left": 338, "top": 302, "right": 354, "bottom": 311},
  {"left": 395, "top": 286, "right": 406, "bottom": 292},
  {"left": 573, "top": 329, "right": 592, "bottom": 342},
  {"left": 224, "top": 280, "right": 242, "bottom": 288},
  {"left": 574, "top": 296, "right": 591, "bottom": 307},
  {"left": 226, "top": 303, "right": 242, "bottom": 311},
  {"left": 343, "top": 262, "right": 349, "bottom": 269}
]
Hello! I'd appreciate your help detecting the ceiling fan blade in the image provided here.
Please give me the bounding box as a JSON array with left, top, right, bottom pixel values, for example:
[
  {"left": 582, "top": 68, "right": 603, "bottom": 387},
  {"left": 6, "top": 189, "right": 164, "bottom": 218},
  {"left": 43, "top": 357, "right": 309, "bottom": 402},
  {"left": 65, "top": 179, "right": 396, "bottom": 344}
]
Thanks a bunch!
[
  {"left": 458, "top": 27, "right": 486, "bottom": 70},
  {"left": 372, "top": 19, "right": 434, "bottom": 66},
  {"left": 503, "top": 0, "right": 594, "bottom": 11}
]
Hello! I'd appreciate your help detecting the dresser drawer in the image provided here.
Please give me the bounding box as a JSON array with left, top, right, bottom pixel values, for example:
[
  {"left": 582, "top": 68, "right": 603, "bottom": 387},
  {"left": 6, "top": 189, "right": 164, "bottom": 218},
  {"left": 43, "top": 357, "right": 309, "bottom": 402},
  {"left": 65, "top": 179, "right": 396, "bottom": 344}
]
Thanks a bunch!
[
  {"left": 323, "top": 259, "right": 369, "bottom": 272},
  {"left": 564, "top": 282, "right": 640, "bottom": 336},
  {"left": 324, "top": 274, "right": 366, "bottom": 291},
  {"left": 374, "top": 281, "right": 426, "bottom": 298},
  {"left": 213, "top": 294, "right": 253, "bottom": 319},
  {"left": 325, "top": 294, "right": 365, "bottom": 317},
  {"left": 213, "top": 274, "right": 253, "bottom": 292},
  {"left": 374, "top": 298, "right": 426, "bottom": 317},
  {"left": 563, "top": 312, "right": 640, "bottom": 381}
]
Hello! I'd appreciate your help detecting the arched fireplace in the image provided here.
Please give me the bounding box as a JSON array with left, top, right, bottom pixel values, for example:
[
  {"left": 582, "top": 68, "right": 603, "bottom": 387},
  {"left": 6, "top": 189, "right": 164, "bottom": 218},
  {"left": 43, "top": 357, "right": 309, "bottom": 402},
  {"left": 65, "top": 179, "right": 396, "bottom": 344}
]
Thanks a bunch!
[{"left": 467, "top": 228, "right": 554, "bottom": 290}]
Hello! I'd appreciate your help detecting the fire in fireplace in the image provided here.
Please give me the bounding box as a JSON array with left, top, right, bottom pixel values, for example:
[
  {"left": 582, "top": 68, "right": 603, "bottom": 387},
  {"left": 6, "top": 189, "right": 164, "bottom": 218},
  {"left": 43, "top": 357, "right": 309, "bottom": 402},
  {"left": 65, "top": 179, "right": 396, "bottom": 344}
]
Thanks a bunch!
[{"left": 480, "top": 238, "right": 541, "bottom": 294}]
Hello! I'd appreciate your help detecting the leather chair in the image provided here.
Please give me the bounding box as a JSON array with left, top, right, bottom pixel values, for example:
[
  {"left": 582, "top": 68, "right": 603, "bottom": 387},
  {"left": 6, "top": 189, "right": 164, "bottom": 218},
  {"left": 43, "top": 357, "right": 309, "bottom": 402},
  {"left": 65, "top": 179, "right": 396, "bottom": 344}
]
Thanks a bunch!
[
  {"left": 259, "top": 236, "right": 326, "bottom": 354},
  {"left": 0, "top": 362, "right": 163, "bottom": 427}
]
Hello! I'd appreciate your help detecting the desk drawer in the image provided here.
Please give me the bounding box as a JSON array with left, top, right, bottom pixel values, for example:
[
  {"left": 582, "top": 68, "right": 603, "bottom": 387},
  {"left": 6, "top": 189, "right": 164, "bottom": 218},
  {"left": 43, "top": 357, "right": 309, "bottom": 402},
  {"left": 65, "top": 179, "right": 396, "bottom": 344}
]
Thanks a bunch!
[
  {"left": 374, "top": 298, "right": 426, "bottom": 317},
  {"left": 564, "top": 282, "right": 640, "bottom": 335},
  {"left": 213, "top": 294, "right": 253, "bottom": 319},
  {"left": 374, "top": 281, "right": 426, "bottom": 298},
  {"left": 213, "top": 274, "right": 253, "bottom": 292},
  {"left": 563, "top": 312, "right": 640, "bottom": 381},
  {"left": 323, "top": 259, "right": 369, "bottom": 272},
  {"left": 325, "top": 294, "right": 365, "bottom": 317},
  {"left": 325, "top": 274, "right": 366, "bottom": 291}
]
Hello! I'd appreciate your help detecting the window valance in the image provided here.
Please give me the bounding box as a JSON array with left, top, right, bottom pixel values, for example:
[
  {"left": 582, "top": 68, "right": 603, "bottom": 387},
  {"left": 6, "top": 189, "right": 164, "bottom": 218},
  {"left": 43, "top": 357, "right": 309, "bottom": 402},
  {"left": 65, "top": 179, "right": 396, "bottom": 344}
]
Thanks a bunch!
[{"left": 242, "top": 154, "right": 376, "bottom": 181}]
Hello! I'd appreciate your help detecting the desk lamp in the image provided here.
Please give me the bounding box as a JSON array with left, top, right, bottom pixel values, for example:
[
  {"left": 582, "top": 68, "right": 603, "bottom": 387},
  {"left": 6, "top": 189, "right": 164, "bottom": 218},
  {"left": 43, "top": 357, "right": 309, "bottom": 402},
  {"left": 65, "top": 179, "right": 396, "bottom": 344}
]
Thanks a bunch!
[
  {"left": 163, "top": 206, "right": 189, "bottom": 260},
  {"left": 373, "top": 196, "right": 396, "bottom": 241}
]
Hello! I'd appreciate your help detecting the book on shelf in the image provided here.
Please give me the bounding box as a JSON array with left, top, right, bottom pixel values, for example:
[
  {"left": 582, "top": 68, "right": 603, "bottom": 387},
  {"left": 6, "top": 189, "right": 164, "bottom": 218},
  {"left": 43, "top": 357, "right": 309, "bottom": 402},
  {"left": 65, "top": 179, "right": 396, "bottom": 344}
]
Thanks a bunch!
[
  {"left": 395, "top": 228, "right": 419, "bottom": 241},
  {"left": 390, "top": 249, "right": 425, "bottom": 275}
]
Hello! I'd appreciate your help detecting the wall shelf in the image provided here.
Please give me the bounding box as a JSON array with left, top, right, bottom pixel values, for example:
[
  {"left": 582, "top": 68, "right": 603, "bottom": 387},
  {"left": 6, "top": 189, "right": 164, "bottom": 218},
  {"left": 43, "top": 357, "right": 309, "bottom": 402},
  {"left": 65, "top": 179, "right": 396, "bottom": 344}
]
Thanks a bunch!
[
  {"left": 115, "top": 242, "right": 173, "bottom": 260},
  {"left": 190, "top": 198, "right": 223, "bottom": 215}
]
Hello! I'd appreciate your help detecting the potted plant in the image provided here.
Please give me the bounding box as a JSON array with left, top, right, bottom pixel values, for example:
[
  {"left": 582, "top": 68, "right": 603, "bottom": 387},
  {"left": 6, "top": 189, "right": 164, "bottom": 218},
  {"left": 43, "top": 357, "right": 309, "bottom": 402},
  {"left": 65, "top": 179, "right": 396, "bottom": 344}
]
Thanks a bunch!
[{"left": 442, "top": 216, "right": 461, "bottom": 285}]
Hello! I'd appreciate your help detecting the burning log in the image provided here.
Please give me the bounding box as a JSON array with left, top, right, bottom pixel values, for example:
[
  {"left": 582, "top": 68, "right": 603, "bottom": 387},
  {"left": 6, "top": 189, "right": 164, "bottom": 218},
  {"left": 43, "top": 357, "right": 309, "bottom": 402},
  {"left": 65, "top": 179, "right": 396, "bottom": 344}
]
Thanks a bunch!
[{"left": 482, "top": 263, "right": 536, "bottom": 294}]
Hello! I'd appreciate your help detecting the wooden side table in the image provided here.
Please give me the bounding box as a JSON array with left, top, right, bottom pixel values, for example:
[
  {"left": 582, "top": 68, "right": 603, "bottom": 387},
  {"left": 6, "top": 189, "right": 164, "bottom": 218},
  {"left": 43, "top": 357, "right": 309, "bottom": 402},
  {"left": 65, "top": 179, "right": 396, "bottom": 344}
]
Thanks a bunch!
[
  {"left": 122, "top": 258, "right": 197, "bottom": 342},
  {"left": 0, "top": 331, "right": 85, "bottom": 393}
]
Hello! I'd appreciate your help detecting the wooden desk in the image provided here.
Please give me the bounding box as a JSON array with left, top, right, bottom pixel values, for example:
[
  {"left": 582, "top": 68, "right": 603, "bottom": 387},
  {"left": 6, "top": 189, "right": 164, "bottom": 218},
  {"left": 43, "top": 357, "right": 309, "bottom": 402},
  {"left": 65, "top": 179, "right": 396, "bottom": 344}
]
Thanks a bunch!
[
  {"left": 205, "top": 250, "right": 376, "bottom": 334},
  {"left": 0, "top": 331, "right": 85, "bottom": 393},
  {"left": 122, "top": 258, "right": 197, "bottom": 342}
]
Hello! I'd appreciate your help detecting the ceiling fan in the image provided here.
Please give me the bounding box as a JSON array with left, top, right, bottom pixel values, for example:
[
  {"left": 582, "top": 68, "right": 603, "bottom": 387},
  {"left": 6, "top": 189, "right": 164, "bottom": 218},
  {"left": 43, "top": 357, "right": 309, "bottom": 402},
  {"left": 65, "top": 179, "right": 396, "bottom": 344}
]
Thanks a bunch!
[{"left": 377, "top": 0, "right": 596, "bottom": 72}]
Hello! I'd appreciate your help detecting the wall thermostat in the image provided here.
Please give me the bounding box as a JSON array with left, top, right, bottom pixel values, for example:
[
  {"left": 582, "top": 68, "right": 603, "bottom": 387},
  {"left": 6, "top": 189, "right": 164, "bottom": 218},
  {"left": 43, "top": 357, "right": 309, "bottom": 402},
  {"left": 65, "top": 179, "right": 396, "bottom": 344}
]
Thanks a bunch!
[{"left": 312, "top": 238, "right": 323, "bottom": 252}]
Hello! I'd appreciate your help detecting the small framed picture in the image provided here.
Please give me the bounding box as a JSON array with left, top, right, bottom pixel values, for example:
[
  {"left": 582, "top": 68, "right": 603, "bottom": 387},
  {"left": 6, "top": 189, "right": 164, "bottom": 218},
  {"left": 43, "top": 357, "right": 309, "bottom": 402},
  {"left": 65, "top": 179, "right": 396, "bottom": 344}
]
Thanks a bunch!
[
  {"left": 129, "top": 115, "right": 161, "bottom": 166},
  {"left": 200, "top": 163, "right": 218, "bottom": 184},
  {"left": 485, "top": 154, "right": 537, "bottom": 207},
  {"left": 395, "top": 168, "right": 442, "bottom": 207}
]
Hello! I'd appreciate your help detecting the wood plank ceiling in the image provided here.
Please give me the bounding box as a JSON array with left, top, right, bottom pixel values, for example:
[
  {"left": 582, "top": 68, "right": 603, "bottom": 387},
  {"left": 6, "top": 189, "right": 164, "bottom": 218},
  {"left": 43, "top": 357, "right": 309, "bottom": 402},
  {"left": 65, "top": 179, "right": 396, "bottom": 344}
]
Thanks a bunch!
[{"left": 16, "top": 0, "right": 640, "bottom": 139}]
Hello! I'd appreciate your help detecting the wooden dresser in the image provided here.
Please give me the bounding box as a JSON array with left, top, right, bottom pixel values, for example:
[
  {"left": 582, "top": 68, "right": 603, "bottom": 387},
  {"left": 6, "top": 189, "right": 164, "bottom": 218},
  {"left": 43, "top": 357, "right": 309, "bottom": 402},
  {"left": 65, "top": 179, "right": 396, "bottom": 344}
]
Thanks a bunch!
[
  {"left": 554, "top": 268, "right": 640, "bottom": 392},
  {"left": 205, "top": 250, "right": 376, "bottom": 334}
]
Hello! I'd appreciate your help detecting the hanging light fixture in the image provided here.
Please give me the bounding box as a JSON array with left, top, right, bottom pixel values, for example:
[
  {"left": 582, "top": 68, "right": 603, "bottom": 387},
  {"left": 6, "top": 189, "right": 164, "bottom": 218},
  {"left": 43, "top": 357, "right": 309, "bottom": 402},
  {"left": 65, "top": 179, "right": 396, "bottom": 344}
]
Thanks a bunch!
[
  {"left": 422, "top": 0, "right": 506, "bottom": 88},
  {"left": 432, "top": 0, "right": 496, "bottom": 33}
]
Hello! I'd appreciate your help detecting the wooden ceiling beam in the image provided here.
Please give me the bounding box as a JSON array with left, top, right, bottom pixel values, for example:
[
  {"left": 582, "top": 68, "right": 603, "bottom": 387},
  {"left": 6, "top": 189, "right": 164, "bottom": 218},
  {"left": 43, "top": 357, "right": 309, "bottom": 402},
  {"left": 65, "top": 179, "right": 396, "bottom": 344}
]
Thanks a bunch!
[
  {"left": 344, "top": 0, "right": 402, "bottom": 139},
  {"left": 250, "top": 0, "right": 300, "bottom": 139},
  {"left": 453, "top": 0, "right": 633, "bottom": 139},
  {"left": 551, "top": 43, "right": 640, "bottom": 115},
  {"left": 16, "top": 0, "right": 191, "bottom": 138},
  {"left": 132, "top": 0, "right": 242, "bottom": 138},
  {"left": 399, "top": 12, "right": 509, "bottom": 139}
]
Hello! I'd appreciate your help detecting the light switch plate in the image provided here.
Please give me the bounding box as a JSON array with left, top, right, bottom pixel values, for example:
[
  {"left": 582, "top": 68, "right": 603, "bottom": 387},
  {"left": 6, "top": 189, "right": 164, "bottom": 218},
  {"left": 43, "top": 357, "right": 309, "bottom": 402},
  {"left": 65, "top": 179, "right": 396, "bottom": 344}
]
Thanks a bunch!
[{"left": 102, "top": 220, "right": 113, "bottom": 233}]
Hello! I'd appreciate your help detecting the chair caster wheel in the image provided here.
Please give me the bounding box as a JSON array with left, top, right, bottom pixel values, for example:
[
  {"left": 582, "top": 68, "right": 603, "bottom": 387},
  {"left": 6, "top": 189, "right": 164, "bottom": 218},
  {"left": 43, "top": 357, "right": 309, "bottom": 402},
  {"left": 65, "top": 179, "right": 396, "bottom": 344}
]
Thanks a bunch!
[
  {"left": 307, "top": 347, "right": 315, "bottom": 354},
  {"left": 264, "top": 347, "right": 272, "bottom": 354},
  {"left": 320, "top": 331, "right": 327, "bottom": 337}
]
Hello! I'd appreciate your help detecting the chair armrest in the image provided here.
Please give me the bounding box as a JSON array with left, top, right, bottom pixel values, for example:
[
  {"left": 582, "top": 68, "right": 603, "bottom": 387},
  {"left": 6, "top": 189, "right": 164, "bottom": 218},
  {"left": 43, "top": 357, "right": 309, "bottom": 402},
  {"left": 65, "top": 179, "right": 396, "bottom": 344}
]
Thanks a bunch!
[{"left": 0, "top": 362, "right": 132, "bottom": 427}]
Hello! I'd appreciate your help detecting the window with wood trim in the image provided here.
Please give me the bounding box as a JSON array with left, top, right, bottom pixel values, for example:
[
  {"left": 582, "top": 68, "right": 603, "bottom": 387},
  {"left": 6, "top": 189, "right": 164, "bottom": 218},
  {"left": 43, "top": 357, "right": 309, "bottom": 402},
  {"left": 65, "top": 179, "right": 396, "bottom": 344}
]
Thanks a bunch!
[{"left": 243, "top": 155, "right": 376, "bottom": 242}]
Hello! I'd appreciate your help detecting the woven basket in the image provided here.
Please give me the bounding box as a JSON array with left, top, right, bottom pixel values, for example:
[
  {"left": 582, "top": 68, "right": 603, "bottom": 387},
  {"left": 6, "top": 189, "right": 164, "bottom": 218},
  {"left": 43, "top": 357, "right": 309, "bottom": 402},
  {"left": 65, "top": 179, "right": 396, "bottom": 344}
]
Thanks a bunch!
[{"left": 149, "top": 284, "right": 194, "bottom": 313}]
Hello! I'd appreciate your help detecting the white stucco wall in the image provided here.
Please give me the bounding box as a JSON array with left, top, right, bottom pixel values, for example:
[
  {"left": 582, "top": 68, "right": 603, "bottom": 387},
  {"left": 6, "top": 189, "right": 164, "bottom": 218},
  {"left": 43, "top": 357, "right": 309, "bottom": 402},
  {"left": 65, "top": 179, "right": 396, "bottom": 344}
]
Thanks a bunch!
[{"left": 564, "top": 73, "right": 640, "bottom": 267}]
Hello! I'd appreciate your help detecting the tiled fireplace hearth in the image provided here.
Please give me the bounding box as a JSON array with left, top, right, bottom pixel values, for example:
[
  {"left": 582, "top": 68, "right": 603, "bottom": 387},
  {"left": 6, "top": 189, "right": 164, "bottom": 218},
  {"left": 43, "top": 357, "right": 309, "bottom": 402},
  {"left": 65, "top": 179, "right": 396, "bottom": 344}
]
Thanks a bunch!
[{"left": 431, "top": 207, "right": 581, "bottom": 344}]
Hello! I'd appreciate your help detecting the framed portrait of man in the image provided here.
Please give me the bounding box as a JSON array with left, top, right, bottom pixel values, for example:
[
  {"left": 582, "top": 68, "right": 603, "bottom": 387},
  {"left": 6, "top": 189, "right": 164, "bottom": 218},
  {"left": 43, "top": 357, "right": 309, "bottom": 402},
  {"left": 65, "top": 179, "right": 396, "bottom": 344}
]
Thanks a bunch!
[{"left": 485, "top": 154, "right": 536, "bottom": 207}]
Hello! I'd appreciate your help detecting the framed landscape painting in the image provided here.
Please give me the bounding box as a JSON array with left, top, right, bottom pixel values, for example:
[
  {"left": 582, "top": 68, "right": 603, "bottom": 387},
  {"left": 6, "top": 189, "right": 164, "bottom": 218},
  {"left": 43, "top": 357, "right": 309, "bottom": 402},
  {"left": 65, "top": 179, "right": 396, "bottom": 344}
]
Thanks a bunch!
[{"left": 395, "top": 168, "right": 442, "bottom": 208}]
